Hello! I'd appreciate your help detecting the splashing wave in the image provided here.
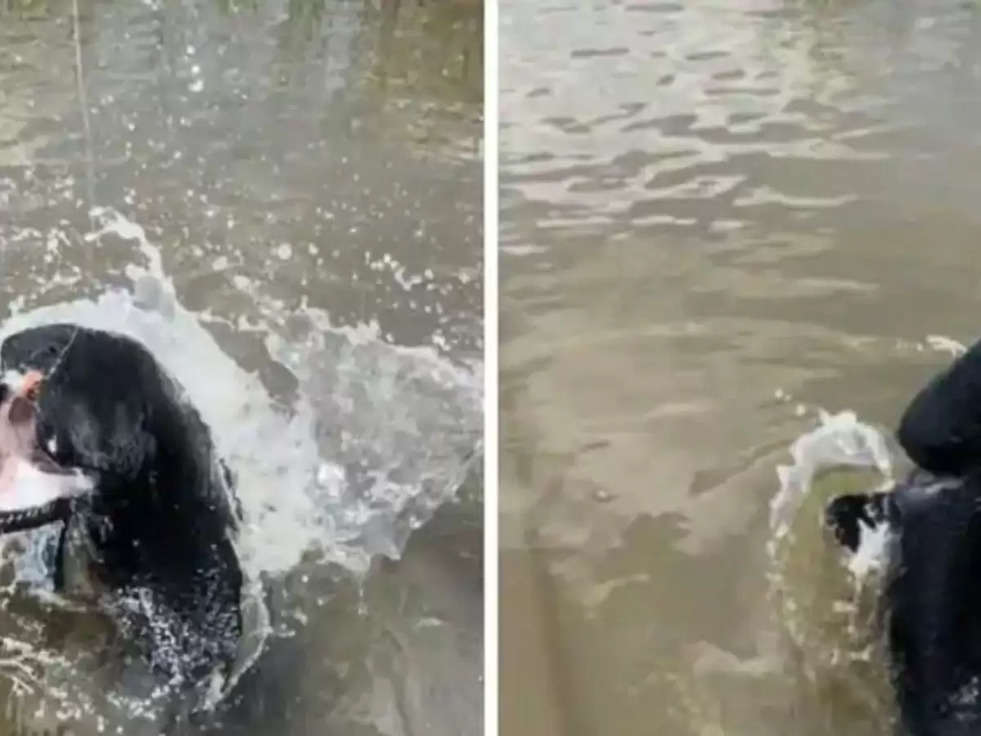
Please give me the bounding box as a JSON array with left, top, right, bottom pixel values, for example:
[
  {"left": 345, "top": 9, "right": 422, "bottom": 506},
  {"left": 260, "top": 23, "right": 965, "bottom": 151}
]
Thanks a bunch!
[{"left": 0, "top": 207, "right": 482, "bottom": 727}]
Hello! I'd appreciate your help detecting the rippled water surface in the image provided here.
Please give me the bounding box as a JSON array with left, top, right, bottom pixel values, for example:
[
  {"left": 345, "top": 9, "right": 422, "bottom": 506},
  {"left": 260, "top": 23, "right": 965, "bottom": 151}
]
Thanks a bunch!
[
  {"left": 0, "top": 1, "right": 482, "bottom": 734},
  {"left": 500, "top": 1, "right": 981, "bottom": 734}
]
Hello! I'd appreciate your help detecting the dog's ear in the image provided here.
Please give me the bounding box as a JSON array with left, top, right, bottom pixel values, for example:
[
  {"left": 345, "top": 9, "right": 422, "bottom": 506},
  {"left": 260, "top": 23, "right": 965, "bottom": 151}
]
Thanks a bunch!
[
  {"left": 825, "top": 492, "right": 893, "bottom": 552},
  {"left": 898, "top": 339, "right": 981, "bottom": 475},
  {"left": 0, "top": 324, "right": 79, "bottom": 374},
  {"left": 27, "top": 329, "right": 157, "bottom": 479}
]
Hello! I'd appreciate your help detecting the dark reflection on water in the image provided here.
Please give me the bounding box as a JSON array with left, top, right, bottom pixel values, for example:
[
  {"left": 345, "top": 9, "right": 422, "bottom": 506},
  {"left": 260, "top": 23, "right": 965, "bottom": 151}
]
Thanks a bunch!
[
  {"left": 501, "top": 1, "right": 981, "bottom": 734},
  {"left": 0, "top": 0, "right": 482, "bottom": 734}
]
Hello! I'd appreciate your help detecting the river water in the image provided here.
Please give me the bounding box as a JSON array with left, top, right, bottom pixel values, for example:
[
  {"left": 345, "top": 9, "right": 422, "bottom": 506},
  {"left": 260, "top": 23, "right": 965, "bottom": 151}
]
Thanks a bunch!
[
  {"left": 500, "top": 1, "right": 981, "bottom": 734},
  {"left": 0, "top": 1, "right": 482, "bottom": 734}
]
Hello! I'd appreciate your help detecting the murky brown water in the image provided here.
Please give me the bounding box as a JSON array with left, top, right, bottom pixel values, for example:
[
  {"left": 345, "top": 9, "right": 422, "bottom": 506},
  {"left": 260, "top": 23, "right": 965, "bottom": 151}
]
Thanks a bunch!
[
  {"left": 500, "top": 1, "right": 981, "bottom": 734},
  {"left": 0, "top": 0, "right": 482, "bottom": 734}
]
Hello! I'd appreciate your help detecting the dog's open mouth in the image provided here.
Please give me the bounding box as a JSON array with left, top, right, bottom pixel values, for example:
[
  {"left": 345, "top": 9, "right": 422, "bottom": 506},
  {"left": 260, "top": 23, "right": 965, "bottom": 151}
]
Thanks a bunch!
[{"left": 0, "top": 370, "right": 91, "bottom": 526}]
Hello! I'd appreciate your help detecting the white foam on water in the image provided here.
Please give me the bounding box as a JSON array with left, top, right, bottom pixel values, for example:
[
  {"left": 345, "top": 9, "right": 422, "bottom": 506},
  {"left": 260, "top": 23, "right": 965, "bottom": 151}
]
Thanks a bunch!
[
  {"left": 925, "top": 334, "right": 967, "bottom": 357},
  {"left": 769, "top": 409, "right": 893, "bottom": 545},
  {"left": 846, "top": 517, "right": 891, "bottom": 581},
  {"left": 0, "top": 207, "right": 482, "bottom": 725}
]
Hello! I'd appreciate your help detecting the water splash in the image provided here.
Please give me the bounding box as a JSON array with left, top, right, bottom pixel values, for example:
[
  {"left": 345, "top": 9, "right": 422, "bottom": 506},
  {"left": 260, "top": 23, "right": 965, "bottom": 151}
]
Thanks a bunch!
[
  {"left": 769, "top": 410, "right": 893, "bottom": 548},
  {"left": 0, "top": 208, "right": 482, "bottom": 726},
  {"left": 763, "top": 408, "right": 900, "bottom": 731},
  {"left": 7, "top": 207, "right": 482, "bottom": 575},
  {"left": 925, "top": 334, "right": 967, "bottom": 358}
]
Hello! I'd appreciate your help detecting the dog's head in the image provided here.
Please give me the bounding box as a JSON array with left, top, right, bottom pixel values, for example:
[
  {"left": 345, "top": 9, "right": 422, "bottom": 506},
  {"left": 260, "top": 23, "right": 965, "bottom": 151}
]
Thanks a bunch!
[
  {"left": 0, "top": 324, "right": 245, "bottom": 701},
  {"left": 0, "top": 325, "right": 179, "bottom": 527}
]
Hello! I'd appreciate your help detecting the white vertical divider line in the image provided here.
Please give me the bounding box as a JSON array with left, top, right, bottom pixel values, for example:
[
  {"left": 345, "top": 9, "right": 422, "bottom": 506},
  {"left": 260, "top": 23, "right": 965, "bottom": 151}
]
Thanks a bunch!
[{"left": 483, "top": 0, "right": 499, "bottom": 733}]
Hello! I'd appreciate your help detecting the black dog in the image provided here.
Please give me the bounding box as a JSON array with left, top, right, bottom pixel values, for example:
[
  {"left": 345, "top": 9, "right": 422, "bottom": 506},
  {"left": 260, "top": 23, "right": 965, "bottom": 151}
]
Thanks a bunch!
[
  {"left": 0, "top": 324, "right": 244, "bottom": 706},
  {"left": 827, "top": 339, "right": 981, "bottom": 735}
]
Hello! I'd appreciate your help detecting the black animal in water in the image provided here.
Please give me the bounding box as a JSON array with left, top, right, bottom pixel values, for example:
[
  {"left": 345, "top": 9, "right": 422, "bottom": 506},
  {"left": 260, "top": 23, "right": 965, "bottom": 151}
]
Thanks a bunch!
[
  {"left": 827, "top": 338, "right": 981, "bottom": 736},
  {"left": 0, "top": 324, "right": 244, "bottom": 707}
]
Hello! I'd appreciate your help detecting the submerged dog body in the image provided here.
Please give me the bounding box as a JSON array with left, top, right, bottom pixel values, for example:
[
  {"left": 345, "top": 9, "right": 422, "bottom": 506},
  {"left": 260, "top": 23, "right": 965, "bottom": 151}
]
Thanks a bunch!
[
  {"left": 827, "top": 339, "right": 981, "bottom": 735},
  {"left": 0, "top": 324, "right": 243, "bottom": 700}
]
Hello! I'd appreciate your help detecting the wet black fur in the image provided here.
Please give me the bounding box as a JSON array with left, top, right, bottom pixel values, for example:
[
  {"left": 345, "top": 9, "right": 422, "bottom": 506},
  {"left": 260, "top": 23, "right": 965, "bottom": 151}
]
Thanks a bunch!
[
  {"left": 826, "top": 338, "right": 981, "bottom": 735},
  {"left": 0, "top": 324, "right": 243, "bottom": 694}
]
